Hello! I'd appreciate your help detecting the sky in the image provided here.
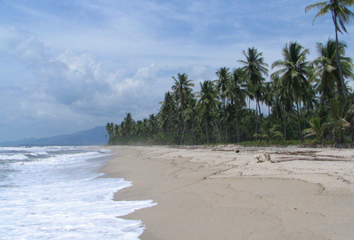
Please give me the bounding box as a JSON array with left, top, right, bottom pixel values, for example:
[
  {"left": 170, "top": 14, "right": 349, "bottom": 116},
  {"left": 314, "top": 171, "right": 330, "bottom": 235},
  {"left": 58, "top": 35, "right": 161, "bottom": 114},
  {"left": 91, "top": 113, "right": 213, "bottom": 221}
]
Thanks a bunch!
[{"left": 0, "top": 0, "right": 354, "bottom": 142}]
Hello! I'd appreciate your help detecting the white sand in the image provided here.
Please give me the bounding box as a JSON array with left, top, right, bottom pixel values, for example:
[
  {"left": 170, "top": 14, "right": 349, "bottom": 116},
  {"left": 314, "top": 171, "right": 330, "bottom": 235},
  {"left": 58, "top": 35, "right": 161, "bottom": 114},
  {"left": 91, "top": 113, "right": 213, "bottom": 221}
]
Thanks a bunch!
[{"left": 100, "top": 145, "right": 354, "bottom": 240}]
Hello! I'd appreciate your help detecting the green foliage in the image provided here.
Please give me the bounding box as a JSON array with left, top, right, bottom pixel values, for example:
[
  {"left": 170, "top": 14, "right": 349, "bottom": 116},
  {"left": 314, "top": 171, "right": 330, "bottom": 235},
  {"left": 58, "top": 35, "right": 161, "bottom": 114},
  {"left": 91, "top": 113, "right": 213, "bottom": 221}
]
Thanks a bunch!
[
  {"left": 241, "top": 140, "right": 301, "bottom": 147},
  {"left": 106, "top": 39, "right": 354, "bottom": 147}
]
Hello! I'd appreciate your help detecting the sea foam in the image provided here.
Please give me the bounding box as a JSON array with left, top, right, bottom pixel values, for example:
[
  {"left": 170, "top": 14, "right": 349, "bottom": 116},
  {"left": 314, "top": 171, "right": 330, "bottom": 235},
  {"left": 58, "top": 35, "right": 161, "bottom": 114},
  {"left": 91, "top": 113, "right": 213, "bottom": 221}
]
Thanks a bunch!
[{"left": 0, "top": 146, "right": 156, "bottom": 239}]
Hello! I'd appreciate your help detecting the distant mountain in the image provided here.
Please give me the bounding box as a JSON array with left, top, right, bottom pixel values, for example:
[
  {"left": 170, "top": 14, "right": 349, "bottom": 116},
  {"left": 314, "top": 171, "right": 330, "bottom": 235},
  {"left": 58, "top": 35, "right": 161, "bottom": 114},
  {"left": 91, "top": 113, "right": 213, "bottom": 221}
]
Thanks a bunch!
[{"left": 0, "top": 126, "right": 108, "bottom": 147}]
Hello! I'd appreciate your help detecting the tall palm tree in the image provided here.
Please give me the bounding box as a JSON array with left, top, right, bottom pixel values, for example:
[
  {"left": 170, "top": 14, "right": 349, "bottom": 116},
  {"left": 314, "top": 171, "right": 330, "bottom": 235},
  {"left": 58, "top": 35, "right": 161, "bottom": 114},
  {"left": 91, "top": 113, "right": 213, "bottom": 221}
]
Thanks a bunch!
[
  {"left": 159, "top": 91, "right": 176, "bottom": 137},
  {"left": 123, "top": 113, "right": 135, "bottom": 139},
  {"left": 238, "top": 47, "right": 269, "bottom": 137},
  {"left": 272, "top": 74, "right": 295, "bottom": 140},
  {"left": 226, "top": 68, "right": 247, "bottom": 143},
  {"left": 215, "top": 67, "right": 231, "bottom": 143},
  {"left": 105, "top": 122, "right": 114, "bottom": 143},
  {"left": 271, "top": 42, "right": 310, "bottom": 142},
  {"left": 305, "top": 0, "right": 354, "bottom": 101},
  {"left": 196, "top": 80, "right": 220, "bottom": 143},
  {"left": 172, "top": 73, "right": 195, "bottom": 142},
  {"left": 172, "top": 73, "right": 195, "bottom": 114},
  {"left": 312, "top": 38, "right": 354, "bottom": 103},
  {"left": 148, "top": 114, "right": 157, "bottom": 135},
  {"left": 263, "top": 82, "right": 274, "bottom": 115}
]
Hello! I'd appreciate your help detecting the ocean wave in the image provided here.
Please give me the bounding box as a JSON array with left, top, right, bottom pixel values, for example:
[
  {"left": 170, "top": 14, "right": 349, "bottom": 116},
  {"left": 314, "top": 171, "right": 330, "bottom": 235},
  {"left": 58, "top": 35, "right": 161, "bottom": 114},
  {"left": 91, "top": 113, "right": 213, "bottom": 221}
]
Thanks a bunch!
[
  {"left": 26, "top": 152, "right": 49, "bottom": 157},
  {"left": 0, "top": 154, "right": 28, "bottom": 161}
]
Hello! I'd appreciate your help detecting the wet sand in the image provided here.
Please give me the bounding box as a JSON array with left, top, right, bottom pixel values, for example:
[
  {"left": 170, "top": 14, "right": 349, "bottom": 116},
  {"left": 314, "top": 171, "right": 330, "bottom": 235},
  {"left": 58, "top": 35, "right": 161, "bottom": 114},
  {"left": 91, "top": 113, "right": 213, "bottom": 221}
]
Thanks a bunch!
[{"left": 99, "top": 145, "right": 354, "bottom": 240}]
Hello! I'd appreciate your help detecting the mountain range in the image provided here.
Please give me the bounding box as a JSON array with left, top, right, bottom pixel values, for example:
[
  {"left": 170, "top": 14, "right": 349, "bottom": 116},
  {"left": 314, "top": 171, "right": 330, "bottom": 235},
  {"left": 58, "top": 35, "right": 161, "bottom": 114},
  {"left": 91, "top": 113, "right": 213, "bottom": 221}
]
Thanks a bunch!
[{"left": 0, "top": 126, "right": 108, "bottom": 146}]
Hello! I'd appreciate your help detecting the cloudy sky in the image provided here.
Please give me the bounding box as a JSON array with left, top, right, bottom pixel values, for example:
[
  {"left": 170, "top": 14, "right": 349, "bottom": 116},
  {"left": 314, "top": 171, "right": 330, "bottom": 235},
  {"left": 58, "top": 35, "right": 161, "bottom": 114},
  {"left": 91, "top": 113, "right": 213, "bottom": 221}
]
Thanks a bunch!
[{"left": 0, "top": 0, "right": 353, "bottom": 142}]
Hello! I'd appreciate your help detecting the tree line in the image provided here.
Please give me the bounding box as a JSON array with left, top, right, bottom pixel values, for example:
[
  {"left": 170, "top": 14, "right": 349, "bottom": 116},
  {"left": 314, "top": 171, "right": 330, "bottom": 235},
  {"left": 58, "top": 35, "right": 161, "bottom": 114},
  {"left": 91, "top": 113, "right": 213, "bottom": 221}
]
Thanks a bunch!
[{"left": 106, "top": 1, "right": 354, "bottom": 146}]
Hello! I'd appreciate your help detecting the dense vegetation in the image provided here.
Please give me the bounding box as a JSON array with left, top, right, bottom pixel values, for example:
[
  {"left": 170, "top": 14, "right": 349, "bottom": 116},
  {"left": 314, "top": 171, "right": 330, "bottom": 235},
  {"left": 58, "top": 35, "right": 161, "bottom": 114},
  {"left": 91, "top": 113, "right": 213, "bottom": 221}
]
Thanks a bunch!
[{"left": 106, "top": 1, "right": 354, "bottom": 147}]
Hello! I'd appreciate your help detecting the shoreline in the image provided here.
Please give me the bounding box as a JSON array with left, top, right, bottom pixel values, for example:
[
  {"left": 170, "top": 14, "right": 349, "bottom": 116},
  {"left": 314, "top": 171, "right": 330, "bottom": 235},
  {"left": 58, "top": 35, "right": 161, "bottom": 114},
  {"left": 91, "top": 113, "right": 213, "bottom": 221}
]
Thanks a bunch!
[{"left": 100, "top": 145, "right": 354, "bottom": 239}]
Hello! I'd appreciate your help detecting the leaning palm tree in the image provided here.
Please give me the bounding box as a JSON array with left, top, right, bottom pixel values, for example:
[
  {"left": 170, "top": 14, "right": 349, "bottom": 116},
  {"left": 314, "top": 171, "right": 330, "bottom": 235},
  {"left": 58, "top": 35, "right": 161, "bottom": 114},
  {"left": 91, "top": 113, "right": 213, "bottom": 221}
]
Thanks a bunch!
[
  {"left": 271, "top": 42, "right": 311, "bottom": 142},
  {"left": 305, "top": 0, "right": 354, "bottom": 101},
  {"left": 196, "top": 80, "right": 220, "bottom": 143},
  {"left": 215, "top": 67, "right": 231, "bottom": 143},
  {"left": 238, "top": 47, "right": 269, "bottom": 138}
]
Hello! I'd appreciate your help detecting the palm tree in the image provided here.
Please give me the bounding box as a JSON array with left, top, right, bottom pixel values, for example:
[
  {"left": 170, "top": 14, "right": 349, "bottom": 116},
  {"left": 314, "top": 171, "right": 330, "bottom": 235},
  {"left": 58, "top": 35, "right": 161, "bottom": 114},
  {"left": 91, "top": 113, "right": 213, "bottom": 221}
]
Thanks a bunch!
[
  {"left": 271, "top": 42, "right": 310, "bottom": 142},
  {"left": 312, "top": 38, "right": 354, "bottom": 103},
  {"left": 172, "top": 73, "right": 195, "bottom": 143},
  {"left": 238, "top": 47, "right": 269, "bottom": 138},
  {"left": 226, "top": 68, "right": 247, "bottom": 143},
  {"left": 105, "top": 122, "right": 114, "bottom": 143},
  {"left": 305, "top": 0, "right": 354, "bottom": 101},
  {"left": 303, "top": 105, "right": 331, "bottom": 144},
  {"left": 263, "top": 82, "right": 274, "bottom": 115},
  {"left": 159, "top": 91, "right": 176, "bottom": 137},
  {"left": 272, "top": 74, "right": 295, "bottom": 140},
  {"left": 216, "top": 67, "right": 231, "bottom": 143},
  {"left": 148, "top": 114, "right": 157, "bottom": 135},
  {"left": 123, "top": 113, "right": 135, "bottom": 139},
  {"left": 196, "top": 80, "right": 220, "bottom": 143}
]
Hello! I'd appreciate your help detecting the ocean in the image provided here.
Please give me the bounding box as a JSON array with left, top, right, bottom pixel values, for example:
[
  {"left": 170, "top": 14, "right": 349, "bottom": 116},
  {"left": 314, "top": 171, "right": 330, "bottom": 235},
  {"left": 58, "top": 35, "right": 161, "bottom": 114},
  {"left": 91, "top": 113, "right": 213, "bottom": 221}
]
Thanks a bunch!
[{"left": 0, "top": 146, "right": 156, "bottom": 239}]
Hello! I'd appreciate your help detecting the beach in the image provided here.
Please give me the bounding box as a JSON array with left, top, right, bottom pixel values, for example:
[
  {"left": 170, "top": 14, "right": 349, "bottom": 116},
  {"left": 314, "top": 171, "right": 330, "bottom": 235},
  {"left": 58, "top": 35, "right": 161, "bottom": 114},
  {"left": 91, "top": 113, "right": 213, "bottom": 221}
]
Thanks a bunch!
[{"left": 100, "top": 145, "right": 354, "bottom": 240}]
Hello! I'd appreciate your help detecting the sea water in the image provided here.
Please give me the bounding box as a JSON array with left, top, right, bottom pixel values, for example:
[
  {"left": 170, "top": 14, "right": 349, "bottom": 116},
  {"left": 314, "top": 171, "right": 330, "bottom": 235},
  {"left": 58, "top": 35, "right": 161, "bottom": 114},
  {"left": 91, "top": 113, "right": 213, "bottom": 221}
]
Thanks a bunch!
[{"left": 0, "top": 146, "right": 156, "bottom": 239}]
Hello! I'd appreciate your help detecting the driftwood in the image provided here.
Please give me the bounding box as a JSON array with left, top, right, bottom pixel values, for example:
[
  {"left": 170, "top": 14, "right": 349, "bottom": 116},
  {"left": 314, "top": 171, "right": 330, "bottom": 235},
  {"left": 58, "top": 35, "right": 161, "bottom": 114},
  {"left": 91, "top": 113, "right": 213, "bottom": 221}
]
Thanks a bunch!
[
  {"left": 270, "top": 150, "right": 318, "bottom": 156},
  {"left": 273, "top": 156, "right": 350, "bottom": 163},
  {"left": 212, "top": 148, "right": 236, "bottom": 152}
]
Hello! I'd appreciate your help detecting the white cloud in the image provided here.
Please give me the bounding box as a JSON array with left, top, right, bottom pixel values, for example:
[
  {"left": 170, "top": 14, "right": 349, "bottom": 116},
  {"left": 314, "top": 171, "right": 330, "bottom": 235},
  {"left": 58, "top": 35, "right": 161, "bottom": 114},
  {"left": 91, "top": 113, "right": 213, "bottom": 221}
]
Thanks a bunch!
[
  {"left": 0, "top": 26, "right": 169, "bottom": 140},
  {"left": 1, "top": 0, "right": 354, "bottom": 141},
  {"left": 0, "top": 26, "right": 45, "bottom": 62}
]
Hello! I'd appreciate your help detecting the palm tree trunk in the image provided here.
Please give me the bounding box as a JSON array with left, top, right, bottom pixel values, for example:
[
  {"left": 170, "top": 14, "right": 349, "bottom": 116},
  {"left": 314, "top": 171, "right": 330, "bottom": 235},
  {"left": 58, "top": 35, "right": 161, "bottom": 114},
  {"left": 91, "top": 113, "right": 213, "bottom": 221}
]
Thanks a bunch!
[
  {"left": 283, "top": 114, "right": 287, "bottom": 141},
  {"left": 213, "top": 120, "right": 222, "bottom": 143},
  {"left": 235, "top": 101, "right": 240, "bottom": 143},
  {"left": 205, "top": 117, "right": 209, "bottom": 144},
  {"left": 296, "top": 99, "right": 303, "bottom": 142},
  {"left": 258, "top": 101, "right": 263, "bottom": 136},
  {"left": 223, "top": 97, "right": 228, "bottom": 143},
  {"left": 333, "top": 12, "right": 348, "bottom": 102},
  {"left": 180, "top": 123, "right": 186, "bottom": 145},
  {"left": 255, "top": 99, "right": 258, "bottom": 140}
]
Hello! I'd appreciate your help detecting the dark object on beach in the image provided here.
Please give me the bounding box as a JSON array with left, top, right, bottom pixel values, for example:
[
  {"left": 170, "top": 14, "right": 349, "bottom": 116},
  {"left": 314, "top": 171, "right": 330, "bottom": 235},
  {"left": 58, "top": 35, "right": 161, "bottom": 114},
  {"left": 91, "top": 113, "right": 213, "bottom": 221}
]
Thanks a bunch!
[{"left": 235, "top": 150, "right": 240, "bottom": 153}]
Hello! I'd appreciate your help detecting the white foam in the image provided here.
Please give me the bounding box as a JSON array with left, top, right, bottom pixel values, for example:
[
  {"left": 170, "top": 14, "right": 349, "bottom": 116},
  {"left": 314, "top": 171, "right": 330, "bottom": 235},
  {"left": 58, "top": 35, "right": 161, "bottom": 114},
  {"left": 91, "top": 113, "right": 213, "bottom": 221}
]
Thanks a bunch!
[
  {"left": 26, "top": 151, "right": 49, "bottom": 157},
  {"left": 0, "top": 154, "right": 28, "bottom": 160},
  {"left": 0, "top": 146, "right": 156, "bottom": 239}
]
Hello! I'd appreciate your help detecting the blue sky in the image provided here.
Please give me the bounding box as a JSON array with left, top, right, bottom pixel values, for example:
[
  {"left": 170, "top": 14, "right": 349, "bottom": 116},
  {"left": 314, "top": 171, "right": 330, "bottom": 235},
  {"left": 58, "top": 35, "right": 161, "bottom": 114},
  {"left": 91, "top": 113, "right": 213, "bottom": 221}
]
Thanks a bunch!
[{"left": 0, "top": 0, "right": 353, "bottom": 142}]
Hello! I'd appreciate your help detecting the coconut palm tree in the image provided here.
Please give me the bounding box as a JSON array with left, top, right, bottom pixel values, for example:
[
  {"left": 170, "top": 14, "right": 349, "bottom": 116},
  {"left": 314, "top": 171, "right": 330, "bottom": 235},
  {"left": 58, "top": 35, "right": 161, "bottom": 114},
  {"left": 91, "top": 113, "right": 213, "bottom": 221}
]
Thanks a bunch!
[
  {"left": 238, "top": 47, "right": 269, "bottom": 138},
  {"left": 263, "top": 82, "right": 274, "bottom": 115},
  {"left": 121, "top": 113, "right": 135, "bottom": 139},
  {"left": 271, "top": 42, "right": 310, "bottom": 142},
  {"left": 305, "top": 0, "right": 354, "bottom": 101},
  {"left": 105, "top": 122, "right": 114, "bottom": 143},
  {"left": 216, "top": 67, "right": 231, "bottom": 143},
  {"left": 271, "top": 73, "right": 295, "bottom": 140},
  {"left": 172, "top": 73, "right": 194, "bottom": 143},
  {"left": 226, "top": 68, "right": 247, "bottom": 143},
  {"left": 159, "top": 91, "right": 176, "bottom": 137},
  {"left": 303, "top": 105, "right": 331, "bottom": 143},
  {"left": 312, "top": 38, "right": 354, "bottom": 103},
  {"left": 196, "top": 80, "right": 220, "bottom": 143}
]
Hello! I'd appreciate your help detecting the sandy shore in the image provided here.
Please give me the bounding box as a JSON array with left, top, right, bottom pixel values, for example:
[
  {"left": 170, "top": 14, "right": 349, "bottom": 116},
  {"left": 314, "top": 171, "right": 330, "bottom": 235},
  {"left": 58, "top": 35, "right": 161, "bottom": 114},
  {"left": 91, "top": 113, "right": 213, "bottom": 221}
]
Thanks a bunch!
[{"left": 99, "top": 145, "right": 354, "bottom": 240}]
